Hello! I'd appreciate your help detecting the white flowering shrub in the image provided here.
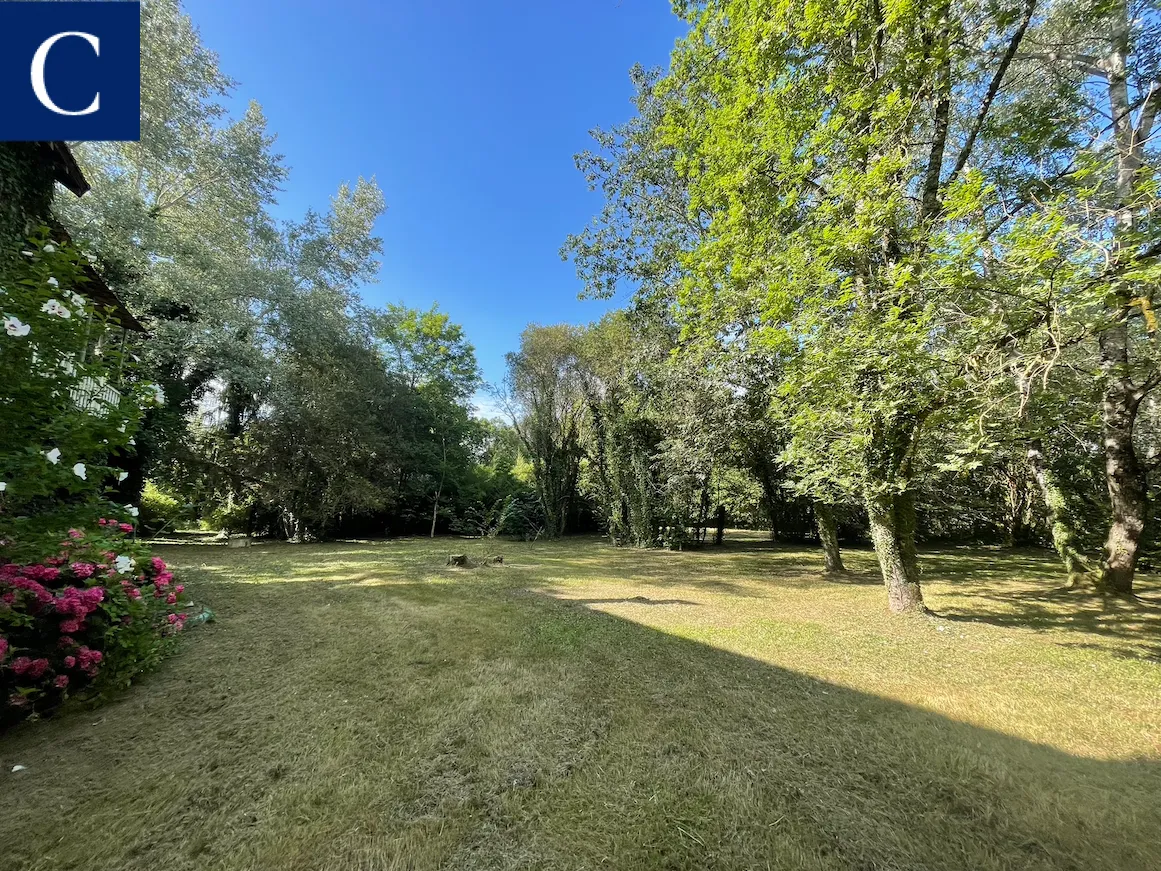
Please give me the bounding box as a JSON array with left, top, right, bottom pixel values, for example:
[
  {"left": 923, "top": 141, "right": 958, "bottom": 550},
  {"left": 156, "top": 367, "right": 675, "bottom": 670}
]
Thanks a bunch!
[{"left": 0, "top": 230, "right": 159, "bottom": 556}]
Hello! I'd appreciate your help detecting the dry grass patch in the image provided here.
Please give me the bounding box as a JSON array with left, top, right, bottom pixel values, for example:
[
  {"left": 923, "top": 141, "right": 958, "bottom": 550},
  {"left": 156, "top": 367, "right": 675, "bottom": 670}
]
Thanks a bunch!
[{"left": 1, "top": 534, "right": 1159, "bottom": 870}]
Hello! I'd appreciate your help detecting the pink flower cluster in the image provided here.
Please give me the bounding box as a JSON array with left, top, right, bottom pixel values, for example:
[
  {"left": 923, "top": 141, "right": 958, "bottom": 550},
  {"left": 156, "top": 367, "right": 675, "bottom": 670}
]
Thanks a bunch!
[
  {"left": 97, "top": 518, "right": 134, "bottom": 534},
  {"left": 76, "top": 646, "right": 103, "bottom": 674},
  {"left": 3, "top": 535, "right": 191, "bottom": 724},
  {"left": 10, "top": 656, "right": 50, "bottom": 678},
  {"left": 55, "top": 585, "right": 104, "bottom": 618},
  {"left": 70, "top": 562, "right": 96, "bottom": 579},
  {"left": 1, "top": 570, "right": 55, "bottom": 608}
]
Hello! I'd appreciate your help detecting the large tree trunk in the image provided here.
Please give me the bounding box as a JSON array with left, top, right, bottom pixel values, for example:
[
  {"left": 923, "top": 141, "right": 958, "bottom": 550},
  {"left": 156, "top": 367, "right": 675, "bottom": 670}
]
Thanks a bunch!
[
  {"left": 814, "top": 503, "right": 846, "bottom": 573},
  {"left": 865, "top": 492, "right": 925, "bottom": 613},
  {"left": 1097, "top": 322, "right": 1147, "bottom": 593},
  {"left": 1091, "top": 0, "right": 1153, "bottom": 593},
  {"left": 1026, "top": 438, "right": 1091, "bottom": 587}
]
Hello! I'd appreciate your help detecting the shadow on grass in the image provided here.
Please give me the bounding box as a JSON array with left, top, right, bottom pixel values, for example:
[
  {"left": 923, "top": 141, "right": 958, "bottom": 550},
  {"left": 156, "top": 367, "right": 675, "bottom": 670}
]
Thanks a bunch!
[
  {"left": 1, "top": 548, "right": 1159, "bottom": 871},
  {"left": 912, "top": 548, "right": 1161, "bottom": 662}
]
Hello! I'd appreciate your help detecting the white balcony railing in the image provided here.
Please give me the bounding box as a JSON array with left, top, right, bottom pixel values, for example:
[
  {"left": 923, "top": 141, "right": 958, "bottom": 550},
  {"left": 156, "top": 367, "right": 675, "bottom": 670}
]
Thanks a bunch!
[{"left": 70, "top": 376, "right": 122, "bottom": 413}]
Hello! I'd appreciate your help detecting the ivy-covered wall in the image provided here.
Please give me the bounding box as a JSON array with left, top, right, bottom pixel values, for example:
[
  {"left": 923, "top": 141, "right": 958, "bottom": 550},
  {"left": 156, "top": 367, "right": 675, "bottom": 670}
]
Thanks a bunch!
[{"left": 0, "top": 143, "right": 57, "bottom": 247}]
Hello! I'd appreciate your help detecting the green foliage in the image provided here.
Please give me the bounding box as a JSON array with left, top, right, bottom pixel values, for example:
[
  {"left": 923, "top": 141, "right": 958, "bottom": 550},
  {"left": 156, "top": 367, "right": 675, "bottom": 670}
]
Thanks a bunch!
[
  {"left": 138, "top": 482, "right": 191, "bottom": 533},
  {"left": 0, "top": 144, "right": 57, "bottom": 245},
  {"left": 0, "top": 231, "right": 157, "bottom": 553}
]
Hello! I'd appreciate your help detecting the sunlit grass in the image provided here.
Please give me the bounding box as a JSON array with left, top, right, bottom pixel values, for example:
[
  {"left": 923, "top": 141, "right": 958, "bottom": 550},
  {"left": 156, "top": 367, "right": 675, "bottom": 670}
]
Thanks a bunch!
[{"left": 1, "top": 533, "right": 1159, "bottom": 870}]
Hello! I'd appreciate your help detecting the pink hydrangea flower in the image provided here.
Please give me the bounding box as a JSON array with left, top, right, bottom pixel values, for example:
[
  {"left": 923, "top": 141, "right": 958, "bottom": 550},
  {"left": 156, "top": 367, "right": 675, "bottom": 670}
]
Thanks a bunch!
[
  {"left": 151, "top": 557, "right": 167, "bottom": 573},
  {"left": 175, "top": 585, "right": 184, "bottom": 594},
  {"left": 70, "top": 562, "right": 96, "bottom": 579},
  {"left": 60, "top": 618, "right": 82, "bottom": 633},
  {"left": 54, "top": 674, "right": 69, "bottom": 688},
  {"left": 27, "top": 658, "right": 49, "bottom": 678},
  {"left": 128, "top": 588, "right": 142, "bottom": 600},
  {"left": 77, "top": 647, "right": 102, "bottom": 674},
  {"left": 166, "top": 593, "right": 177, "bottom": 604},
  {"left": 63, "top": 655, "right": 76, "bottom": 668},
  {"left": 68, "top": 529, "right": 84, "bottom": 540},
  {"left": 11, "top": 655, "right": 32, "bottom": 674},
  {"left": 166, "top": 613, "right": 178, "bottom": 624},
  {"left": 0, "top": 637, "right": 7, "bottom": 659},
  {"left": 119, "top": 523, "right": 133, "bottom": 533}
]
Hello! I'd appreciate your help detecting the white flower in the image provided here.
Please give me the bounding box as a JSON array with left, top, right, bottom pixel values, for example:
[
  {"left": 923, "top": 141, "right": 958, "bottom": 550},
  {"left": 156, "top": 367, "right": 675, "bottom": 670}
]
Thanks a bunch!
[
  {"left": 72, "top": 462, "right": 87, "bottom": 480},
  {"left": 21, "top": 250, "right": 34, "bottom": 258},
  {"left": 0, "top": 482, "right": 6, "bottom": 492},
  {"left": 46, "top": 277, "right": 58, "bottom": 287},
  {"left": 126, "top": 505, "right": 139, "bottom": 517},
  {"left": 40, "top": 299, "right": 71, "bottom": 320},
  {"left": 114, "top": 555, "right": 135, "bottom": 574},
  {"left": 66, "top": 290, "right": 85, "bottom": 308},
  {"left": 117, "top": 471, "right": 129, "bottom": 482},
  {"left": 45, "top": 447, "right": 61, "bottom": 464},
  {"left": 128, "top": 438, "right": 135, "bottom": 446},
  {"left": 43, "top": 244, "right": 56, "bottom": 254},
  {"left": 3, "top": 315, "right": 30, "bottom": 337}
]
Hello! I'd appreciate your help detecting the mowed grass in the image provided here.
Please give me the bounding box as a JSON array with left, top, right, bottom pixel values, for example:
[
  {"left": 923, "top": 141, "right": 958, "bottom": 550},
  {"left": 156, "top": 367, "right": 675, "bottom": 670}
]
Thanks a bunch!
[{"left": 2, "top": 533, "right": 1160, "bottom": 871}]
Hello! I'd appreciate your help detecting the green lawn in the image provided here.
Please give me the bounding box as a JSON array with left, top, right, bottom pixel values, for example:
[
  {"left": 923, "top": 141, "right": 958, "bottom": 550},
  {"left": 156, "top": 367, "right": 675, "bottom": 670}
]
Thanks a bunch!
[{"left": 3, "top": 533, "right": 1160, "bottom": 870}]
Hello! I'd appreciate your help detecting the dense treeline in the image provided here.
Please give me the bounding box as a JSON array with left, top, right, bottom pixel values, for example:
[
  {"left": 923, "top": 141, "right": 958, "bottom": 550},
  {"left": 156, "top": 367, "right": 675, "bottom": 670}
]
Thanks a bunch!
[
  {"left": 47, "top": 0, "right": 536, "bottom": 543},
  {"left": 549, "top": 0, "right": 1161, "bottom": 610}
]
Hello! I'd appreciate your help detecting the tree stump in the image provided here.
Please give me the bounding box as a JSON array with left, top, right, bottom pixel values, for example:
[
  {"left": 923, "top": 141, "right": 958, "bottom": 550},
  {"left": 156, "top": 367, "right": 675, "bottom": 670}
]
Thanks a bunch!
[
  {"left": 489, "top": 555, "right": 503, "bottom": 565},
  {"left": 447, "top": 553, "right": 469, "bottom": 567}
]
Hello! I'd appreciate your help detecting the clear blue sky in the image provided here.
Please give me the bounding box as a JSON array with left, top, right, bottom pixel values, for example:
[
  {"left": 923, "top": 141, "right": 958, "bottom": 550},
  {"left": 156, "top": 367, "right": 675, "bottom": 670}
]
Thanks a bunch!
[{"left": 181, "top": 0, "right": 687, "bottom": 404}]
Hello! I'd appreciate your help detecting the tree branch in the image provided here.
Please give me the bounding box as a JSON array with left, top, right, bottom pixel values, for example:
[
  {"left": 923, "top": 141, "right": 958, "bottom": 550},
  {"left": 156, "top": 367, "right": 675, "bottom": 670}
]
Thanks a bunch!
[{"left": 947, "top": 0, "right": 1038, "bottom": 188}]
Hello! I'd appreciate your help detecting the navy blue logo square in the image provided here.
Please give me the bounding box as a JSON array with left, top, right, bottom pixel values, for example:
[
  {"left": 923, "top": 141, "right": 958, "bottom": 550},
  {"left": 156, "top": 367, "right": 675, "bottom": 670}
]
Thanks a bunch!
[{"left": 0, "top": 1, "right": 141, "bottom": 141}]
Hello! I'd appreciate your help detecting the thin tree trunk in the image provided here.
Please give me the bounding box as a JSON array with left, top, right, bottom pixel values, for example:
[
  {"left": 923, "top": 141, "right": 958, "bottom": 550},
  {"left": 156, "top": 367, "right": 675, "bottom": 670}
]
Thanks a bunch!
[
  {"left": 429, "top": 482, "right": 442, "bottom": 539},
  {"left": 865, "top": 492, "right": 925, "bottom": 613},
  {"left": 814, "top": 503, "right": 846, "bottom": 572},
  {"left": 1026, "top": 438, "right": 1091, "bottom": 586}
]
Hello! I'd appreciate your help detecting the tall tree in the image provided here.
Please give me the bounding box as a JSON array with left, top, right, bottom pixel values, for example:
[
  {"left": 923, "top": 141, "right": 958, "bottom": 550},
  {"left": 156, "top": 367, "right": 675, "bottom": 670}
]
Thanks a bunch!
[
  {"left": 656, "top": 0, "right": 1058, "bottom": 612},
  {"left": 503, "top": 325, "right": 586, "bottom": 538}
]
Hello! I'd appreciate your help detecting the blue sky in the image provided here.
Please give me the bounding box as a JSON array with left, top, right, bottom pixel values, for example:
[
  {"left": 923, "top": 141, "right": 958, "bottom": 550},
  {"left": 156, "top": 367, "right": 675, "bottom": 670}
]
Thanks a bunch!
[{"left": 181, "top": 0, "right": 687, "bottom": 407}]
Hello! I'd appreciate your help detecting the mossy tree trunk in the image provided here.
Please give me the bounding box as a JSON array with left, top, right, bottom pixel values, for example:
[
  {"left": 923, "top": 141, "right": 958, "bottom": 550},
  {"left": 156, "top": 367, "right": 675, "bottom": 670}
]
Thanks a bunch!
[
  {"left": 814, "top": 503, "right": 846, "bottom": 573},
  {"left": 866, "top": 492, "right": 925, "bottom": 613},
  {"left": 1026, "top": 439, "right": 1091, "bottom": 587}
]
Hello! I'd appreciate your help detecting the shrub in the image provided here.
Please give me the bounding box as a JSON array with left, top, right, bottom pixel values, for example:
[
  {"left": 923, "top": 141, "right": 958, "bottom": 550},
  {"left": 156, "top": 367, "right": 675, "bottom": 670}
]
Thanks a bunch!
[
  {"left": 203, "top": 498, "right": 252, "bottom": 536},
  {"left": 139, "top": 481, "right": 192, "bottom": 533},
  {"left": 0, "top": 521, "right": 189, "bottom": 726}
]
